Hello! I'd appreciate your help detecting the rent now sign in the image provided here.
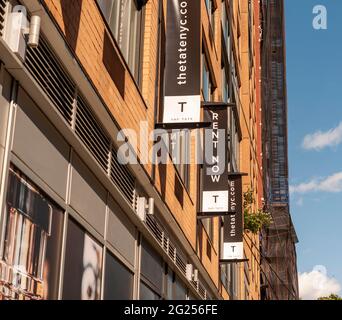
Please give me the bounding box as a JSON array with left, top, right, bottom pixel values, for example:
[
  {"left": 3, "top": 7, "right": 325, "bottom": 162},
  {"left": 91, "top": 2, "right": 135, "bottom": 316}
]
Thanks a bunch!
[
  {"left": 163, "top": 0, "right": 201, "bottom": 124},
  {"left": 200, "top": 105, "right": 229, "bottom": 215}
]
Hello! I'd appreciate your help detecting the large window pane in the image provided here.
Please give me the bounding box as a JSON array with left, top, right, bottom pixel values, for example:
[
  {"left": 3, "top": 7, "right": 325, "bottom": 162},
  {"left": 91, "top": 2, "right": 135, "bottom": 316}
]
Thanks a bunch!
[
  {"left": 166, "top": 269, "right": 174, "bottom": 300},
  {"left": 0, "top": 166, "right": 64, "bottom": 300},
  {"left": 140, "top": 238, "right": 163, "bottom": 293},
  {"left": 202, "top": 218, "right": 213, "bottom": 242},
  {"left": 104, "top": 252, "right": 134, "bottom": 300},
  {"left": 232, "top": 263, "right": 239, "bottom": 298},
  {"left": 221, "top": 0, "right": 231, "bottom": 56},
  {"left": 202, "top": 54, "right": 210, "bottom": 101},
  {"left": 202, "top": 53, "right": 214, "bottom": 102},
  {"left": 165, "top": 268, "right": 187, "bottom": 300},
  {"left": 174, "top": 276, "right": 187, "bottom": 300},
  {"left": 62, "top": 219, "right": 103, "bottom": 300},
  {"left": 206, "top": 0, "right": 215, "bottom": 32},
  {"left": 221, "top": 59, "right": 231, "bottom": 103},
  {"left": 140, "top": 281, "right": 161, "bottom": 300}
]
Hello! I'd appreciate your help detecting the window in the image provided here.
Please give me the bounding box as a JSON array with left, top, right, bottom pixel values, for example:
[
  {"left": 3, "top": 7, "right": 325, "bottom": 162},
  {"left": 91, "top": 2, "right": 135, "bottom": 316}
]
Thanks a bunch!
[
  {"left": 228, "top": 108, "right": 240, "bottom": 171},
  {"left": 1, "top": 167, "right": 64, "bottom": 300},
  {"left": 221, "top": 263, "right": 239, "bottom": 299},
  {"left": 202, "top": 218, "right": 214, "bottom": 244},
  {"left": 174, "top": 275, "right": 187, "bottom": 300},
  {"left": 202, "top": 53, "right": 214, "bottom": 101},
  {"left": 140, "top": 238, "right": 163, "bottom": 297},
  {"left": 140, "top": 240, "right": 191, "bottom": 300},
  {"left": 221, "top": 58, "right": 231, "bottom": 103},
  {"left": 104, "top": 251, "right": 134, "bottom": 300},
  {"left": 170, "top": 130, "right": 190, "bottom": 190},
  {"left": 206, "top": 0, "right": 216, "bottom": 35},
  {"left": 244, "top": 260, "right": 250, "bottom": 300},
  {"left": 220, "top": 223, "right": 239, "bottom": 299},
  {"left": 220, "top": 263, "right": 232, "bottom": 292},
  {"left": 140, "top": 281, "right": 161, "bottom": 300},
  {"left": 97, "top": 0, "right": 145, "bottom": 84},
  {"left": 248, "top": 0, "right": 254, "bottom": 77},
  {"left": 165, "top": 268, "right": 174, "bottom": 300},
  {"left": 165, "top": 267, "right": 187, "bottom": 300},
  {"left": 220, "top": 224, "right": 229, "bottom": 292},
  {"left": 62, "top": 218, "right": 103, "bottom": 300},
  {"left": 231, "top": 263, "right": 239, "bottom": 298},
  {"left": 201, "top": 53, "right": 214, "bottom": 244},
  {"left": 223, "top": 53, "right": 240, "bottom": 171},
  {"left": 221, "top": 1, "right": 231, "bottom": 54}
]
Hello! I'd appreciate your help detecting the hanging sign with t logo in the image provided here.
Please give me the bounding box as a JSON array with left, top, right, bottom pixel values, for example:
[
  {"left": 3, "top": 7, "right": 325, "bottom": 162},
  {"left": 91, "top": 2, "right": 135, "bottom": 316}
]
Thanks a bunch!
[
  {"left": 221, "top": 173, "right": 245, "bottom": 262},
  {"left": 199, "top": 104, "right": 230, "bottom": 217},
  {"left": 162, "top": 0, "right": 201, "bottom": 126}
]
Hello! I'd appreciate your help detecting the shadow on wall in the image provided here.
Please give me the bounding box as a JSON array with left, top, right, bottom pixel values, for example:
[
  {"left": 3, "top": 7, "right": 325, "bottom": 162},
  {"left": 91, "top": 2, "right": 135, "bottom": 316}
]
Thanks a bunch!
[
  {"left": 157, "top": 154, "right": 167, "bottom": 201},
  {"left": 103, "top": 31, "right": 126, "bottom": 99},
  {"left": 60, "top": 0, "right": 82, "bottom": 52}
]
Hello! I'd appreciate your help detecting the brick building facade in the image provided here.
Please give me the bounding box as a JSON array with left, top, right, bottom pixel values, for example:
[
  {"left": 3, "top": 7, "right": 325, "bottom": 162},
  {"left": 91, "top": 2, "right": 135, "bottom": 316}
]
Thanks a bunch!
[{"left": 0, "top": 0, "right": 297, "bottom": 300}]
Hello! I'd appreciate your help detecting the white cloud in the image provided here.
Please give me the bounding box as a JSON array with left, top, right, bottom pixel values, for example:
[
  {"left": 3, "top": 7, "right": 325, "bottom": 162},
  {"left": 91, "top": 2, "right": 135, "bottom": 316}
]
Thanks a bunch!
[
  {"left": 302, "top": 122, "right": 342, "bottom": 151},
  {"left": 299, "top": 265, "right": 341, "bottom": 300},
  {"left": 290, "top": 172, "right": 342, "bottom": 194}
]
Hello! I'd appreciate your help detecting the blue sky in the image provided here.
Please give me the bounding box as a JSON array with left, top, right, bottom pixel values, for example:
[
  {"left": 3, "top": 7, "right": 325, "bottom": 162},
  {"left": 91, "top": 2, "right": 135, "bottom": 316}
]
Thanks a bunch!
[{"left": 285, "top": 0, "right": 342, "bottom": 298}]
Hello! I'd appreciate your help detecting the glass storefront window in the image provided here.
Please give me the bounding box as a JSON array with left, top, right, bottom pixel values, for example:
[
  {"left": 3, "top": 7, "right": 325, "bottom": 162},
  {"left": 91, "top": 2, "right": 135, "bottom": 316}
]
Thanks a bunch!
[
  {"left": 104, "top": 251, "right": 134, "bottom": 300},
  {"left": 165, "top": 267, "right": 187, "bottom": 300},
  {"left": 0, "top": 167, "right": 64, "bottom": 300},
  {"left": 62, "top": 218, "right": 103, "bottom": 300},
  {"left": 166, "top": 269, "right": 174, "bottom": 300},
  {"left": 139, "top": 281, "right": 161, "bottom": 300},
  {"left": 140, "top": 238, "right": 163, "bottom": 294},
  {"left": 174, "top": 276, "right": 187, "bottom": 300}
]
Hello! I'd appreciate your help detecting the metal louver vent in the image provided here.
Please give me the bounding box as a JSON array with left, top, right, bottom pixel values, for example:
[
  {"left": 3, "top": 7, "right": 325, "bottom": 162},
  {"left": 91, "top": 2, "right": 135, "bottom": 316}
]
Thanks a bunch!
[
  {"left": 111, "top": 149, "right": 135, "bottom": 205},
  {"left": 176, "top": 255, "right": 187, "bottom": 274},
  {"left": 198, "top": 285, "right": 206, "bottom": 299},
  {"left": 76, "top": 95, "right": 111, "bottom": 172},
  {"left": 24, "top": 34, "right": 136, "bottom": 205},
  {"left": 0, "top": 0, "right": 7, "bottom": 37},
  {"left": 25, "top": 36, "right": 75, "bottom": 125}
]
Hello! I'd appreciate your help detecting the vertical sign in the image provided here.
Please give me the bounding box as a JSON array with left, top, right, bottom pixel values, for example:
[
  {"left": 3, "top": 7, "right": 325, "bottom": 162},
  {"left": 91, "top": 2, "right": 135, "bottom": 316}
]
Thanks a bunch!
[
  {"left": 163, "top": 0, "right": 201, "bottom": 124},
  {"left": 222, "top": 174, "right": 244, "bottom": 261},
  {"left": 200, "top": 105, "right": 229, "bottom": 215}
]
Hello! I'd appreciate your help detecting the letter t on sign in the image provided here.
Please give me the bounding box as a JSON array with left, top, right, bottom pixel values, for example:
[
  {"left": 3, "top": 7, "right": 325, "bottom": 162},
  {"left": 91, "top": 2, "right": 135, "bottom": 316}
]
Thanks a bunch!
[{"left": 179, "top": 101, "right": 187, "bottom": 113}]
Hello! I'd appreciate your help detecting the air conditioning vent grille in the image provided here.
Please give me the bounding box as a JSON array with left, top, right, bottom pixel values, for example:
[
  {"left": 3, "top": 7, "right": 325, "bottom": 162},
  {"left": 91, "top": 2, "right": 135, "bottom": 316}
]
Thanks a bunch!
[
  {"left": 24, "top": 34, "right": 136, "bottom": 206},
  {"left": 25, "top": 37, "right": 75, "bottom": 125},
  {"left": 111, "top": 149, "right": 135, "bottom": 204},
  {"left": 75, "top": 95, "right": 111, "bottom": 172}
]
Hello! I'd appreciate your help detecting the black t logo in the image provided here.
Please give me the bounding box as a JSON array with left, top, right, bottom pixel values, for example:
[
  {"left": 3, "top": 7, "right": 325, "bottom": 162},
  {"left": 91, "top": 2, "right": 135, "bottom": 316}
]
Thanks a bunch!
[
  {"left": 179, "top": 102, "right": 187, "bottom": 113},
  {"left": 213, "top": 195, "right": 219, "bottom": 203}
]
